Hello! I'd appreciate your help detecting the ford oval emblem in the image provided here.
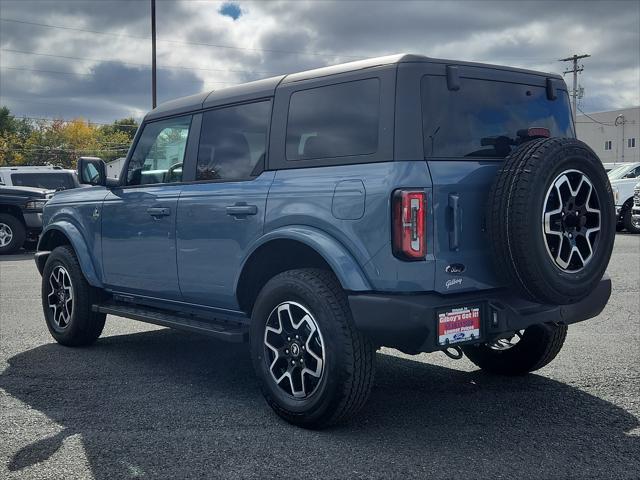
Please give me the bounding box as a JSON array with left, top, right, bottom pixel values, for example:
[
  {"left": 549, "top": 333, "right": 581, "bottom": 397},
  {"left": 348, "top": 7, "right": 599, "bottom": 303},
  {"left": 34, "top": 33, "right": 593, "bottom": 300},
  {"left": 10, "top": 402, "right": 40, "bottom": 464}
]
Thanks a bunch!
[
  {"left": 453, "top": 332, "right": 465, "bottom": 341},
  {"left": 446, "top": 263, "right": 466, "bottom": 274}
]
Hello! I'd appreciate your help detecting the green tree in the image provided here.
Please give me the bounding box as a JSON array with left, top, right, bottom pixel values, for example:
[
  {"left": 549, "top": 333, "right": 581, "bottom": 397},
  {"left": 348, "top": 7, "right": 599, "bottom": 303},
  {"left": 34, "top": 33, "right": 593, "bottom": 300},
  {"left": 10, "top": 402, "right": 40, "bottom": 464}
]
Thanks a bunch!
[{"left": 0, "top": 106, "right": 34, "bottom": 166}]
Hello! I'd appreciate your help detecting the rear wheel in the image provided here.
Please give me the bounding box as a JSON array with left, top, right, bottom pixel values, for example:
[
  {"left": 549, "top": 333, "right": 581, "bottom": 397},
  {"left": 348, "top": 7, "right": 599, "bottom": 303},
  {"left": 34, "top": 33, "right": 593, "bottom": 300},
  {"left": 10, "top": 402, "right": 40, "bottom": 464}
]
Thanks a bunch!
[
  {"left": 250, "top": 268, "right": 375, "bottom": 429},
  {"left": 0, "top": 214, "right": 26, "bottom": 254},
  {"left": 462, "top": 323, "right": 567, "bottom": 375},
  {"left": 42, "top": 245, "right": 106, "bottom": 346}
]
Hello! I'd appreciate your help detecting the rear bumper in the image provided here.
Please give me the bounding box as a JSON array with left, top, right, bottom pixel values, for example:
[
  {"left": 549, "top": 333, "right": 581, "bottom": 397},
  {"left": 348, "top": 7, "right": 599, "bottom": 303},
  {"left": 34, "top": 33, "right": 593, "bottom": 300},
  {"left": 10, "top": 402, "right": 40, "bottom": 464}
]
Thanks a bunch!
[{"left": 348, "top": 275, "right": 611, "bottom": 354}]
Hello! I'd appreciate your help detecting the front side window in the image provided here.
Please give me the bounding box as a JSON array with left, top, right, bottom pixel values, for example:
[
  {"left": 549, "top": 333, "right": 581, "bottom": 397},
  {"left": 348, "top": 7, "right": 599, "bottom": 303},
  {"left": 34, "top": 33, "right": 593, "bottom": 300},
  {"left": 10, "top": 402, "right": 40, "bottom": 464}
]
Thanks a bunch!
[
  {"left": 286, "top": 78, "right": 380, "bottom": 161},
  {"left": 126, "top": 116, "right": 192, "bottom": 186},
  {"left": 421, "top": 76, "right": 574, "bottom": 159},
  {"left": 196, "top": 101, "right": 271, "bottom": 181}
]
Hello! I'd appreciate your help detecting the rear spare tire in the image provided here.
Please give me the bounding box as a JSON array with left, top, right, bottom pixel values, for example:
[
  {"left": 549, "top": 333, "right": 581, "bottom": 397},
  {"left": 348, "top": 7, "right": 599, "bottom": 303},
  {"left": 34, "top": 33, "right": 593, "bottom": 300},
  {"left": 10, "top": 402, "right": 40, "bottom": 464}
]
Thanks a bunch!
[{"left": 487, "top": 138, "right": 615, "bottom": 305}]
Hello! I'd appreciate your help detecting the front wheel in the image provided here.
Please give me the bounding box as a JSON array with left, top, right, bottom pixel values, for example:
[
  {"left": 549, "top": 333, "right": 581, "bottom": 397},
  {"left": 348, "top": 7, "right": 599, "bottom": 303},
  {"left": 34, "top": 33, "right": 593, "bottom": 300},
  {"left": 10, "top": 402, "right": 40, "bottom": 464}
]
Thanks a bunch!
[
  {"left": 250, "top": 269, "right": 375, "bottom": 429},
  {"left": 0, "top": 214, "right": 26, "bottom": 254},
  {"left": 41, "top": 245, "right": 106, "bottom": 346},
  {"left": 461, "top": 323, "right": 568, "bottom": 375}
]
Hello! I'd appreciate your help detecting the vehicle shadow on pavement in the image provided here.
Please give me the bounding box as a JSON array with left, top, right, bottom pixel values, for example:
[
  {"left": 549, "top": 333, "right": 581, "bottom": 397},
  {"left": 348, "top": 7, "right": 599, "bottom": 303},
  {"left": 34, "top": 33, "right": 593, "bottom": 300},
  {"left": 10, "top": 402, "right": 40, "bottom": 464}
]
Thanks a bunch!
[
  {"left": 1, "top": 328, "right": 638, "bottom": 479},
  {"left": 0, "top": 252, "right": 34, "bottom": 262}
]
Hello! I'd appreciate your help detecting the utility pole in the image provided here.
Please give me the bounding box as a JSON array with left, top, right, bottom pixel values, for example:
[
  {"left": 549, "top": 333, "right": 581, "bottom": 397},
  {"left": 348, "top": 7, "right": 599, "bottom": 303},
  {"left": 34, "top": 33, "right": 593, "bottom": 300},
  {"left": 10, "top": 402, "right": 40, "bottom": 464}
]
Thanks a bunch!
[
  {"left": 151, "top": 0, "right": 157, "bottom": 109},
  {"left": 559, "top": 53, "right": 590, "bottom": 121}
]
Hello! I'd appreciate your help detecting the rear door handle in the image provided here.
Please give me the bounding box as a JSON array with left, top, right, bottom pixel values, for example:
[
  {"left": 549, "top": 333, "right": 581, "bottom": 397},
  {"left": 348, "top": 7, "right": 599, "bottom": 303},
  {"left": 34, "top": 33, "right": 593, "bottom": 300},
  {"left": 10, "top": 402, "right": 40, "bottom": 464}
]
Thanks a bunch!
[
  {"left": 226, "top": 204, "right": 258, "bottom": 217},
  {"left": 146, "top": 207, "right": 171, "bottom": 217}
]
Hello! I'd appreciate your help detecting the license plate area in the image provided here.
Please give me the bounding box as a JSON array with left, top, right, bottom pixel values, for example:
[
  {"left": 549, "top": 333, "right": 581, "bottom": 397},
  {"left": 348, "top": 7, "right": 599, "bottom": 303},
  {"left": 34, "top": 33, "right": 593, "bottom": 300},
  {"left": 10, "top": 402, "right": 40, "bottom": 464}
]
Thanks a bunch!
[{"left": 437, "top": 305, "right": 481, "bottom": 346}]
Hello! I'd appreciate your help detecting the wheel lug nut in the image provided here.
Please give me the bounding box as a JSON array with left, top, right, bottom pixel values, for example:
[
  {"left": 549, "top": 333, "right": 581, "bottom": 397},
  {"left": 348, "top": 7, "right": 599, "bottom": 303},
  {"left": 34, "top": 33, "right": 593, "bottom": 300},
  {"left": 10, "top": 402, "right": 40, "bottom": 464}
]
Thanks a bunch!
[
  {"left": 287, "top": 337, "right": 291, "bottom": 341},
  {"left": 291, "top": 360, "right": 295, "bottom": 365},
  {"left": 295, "top": 335, "right": 299, "bottom": 339},
  {"left": 285, "top": 349, "right": 289, "bottom": 354}
]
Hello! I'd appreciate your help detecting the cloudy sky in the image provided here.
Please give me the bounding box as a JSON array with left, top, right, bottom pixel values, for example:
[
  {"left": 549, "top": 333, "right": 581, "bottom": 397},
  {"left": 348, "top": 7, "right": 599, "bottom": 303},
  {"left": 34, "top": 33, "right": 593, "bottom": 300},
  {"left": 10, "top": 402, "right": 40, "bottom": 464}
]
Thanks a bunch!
[{"left": 0, "top": 0, "right": 638, "bottom": 123}]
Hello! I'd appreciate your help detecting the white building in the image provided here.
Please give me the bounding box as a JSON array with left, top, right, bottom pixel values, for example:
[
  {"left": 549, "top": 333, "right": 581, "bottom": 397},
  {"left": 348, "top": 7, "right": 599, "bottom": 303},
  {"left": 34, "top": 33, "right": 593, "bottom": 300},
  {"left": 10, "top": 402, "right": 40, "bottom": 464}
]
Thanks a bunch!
[
  {"left": 576, "top": 106, "right": 640, "bottom": 165},
  {"left": 106, "top": 157, "right": 126, "bottom": 179}
]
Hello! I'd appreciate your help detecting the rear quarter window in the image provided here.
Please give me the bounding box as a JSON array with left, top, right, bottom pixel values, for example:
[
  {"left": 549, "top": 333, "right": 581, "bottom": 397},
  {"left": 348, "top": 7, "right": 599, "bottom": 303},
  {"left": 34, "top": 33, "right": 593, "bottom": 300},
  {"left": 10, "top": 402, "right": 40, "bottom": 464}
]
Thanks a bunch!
[
  {"left": 421, "top": 76, "right": 574, "bottom": 159},
  {"left": 286, "top": 78, "right": 380, "bottom": 161}
]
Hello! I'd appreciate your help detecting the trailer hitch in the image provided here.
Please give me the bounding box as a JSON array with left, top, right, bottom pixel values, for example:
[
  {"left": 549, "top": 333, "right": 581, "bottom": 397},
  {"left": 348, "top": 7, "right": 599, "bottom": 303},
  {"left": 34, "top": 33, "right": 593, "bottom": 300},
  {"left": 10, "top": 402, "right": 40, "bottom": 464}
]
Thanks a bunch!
[{"left": 442, "top": 346, "right": 464, "bottom": 360}]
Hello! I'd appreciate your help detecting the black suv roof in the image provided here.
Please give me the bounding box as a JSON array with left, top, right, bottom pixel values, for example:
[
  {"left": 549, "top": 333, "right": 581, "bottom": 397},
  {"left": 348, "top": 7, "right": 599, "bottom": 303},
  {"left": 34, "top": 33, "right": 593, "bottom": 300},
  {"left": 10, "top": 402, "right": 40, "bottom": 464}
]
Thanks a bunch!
[{"left": 146, "top": 53, "right": 563, "bottom": 121}]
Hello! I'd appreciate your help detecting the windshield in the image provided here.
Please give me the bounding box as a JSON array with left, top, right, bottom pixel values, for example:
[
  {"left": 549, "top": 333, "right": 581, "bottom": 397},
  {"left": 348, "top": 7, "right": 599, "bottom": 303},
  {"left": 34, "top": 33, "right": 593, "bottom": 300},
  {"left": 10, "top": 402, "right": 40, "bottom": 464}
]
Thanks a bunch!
[
  {"left": 421, "top": 76, "right": 574, "bottom": 159},
  {"left": 11, "top": 172, "right": 76, "bottom": 190},
  {"left": 608, "top": 163, "right": 640, "bottom": 180}
]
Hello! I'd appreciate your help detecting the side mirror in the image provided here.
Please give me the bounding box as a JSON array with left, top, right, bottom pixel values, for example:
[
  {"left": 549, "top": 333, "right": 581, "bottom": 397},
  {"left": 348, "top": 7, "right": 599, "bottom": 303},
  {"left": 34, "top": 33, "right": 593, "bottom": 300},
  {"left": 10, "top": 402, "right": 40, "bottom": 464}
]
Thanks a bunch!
[{"left": 78, "top": 157, "right": 107, "bottom": 186}]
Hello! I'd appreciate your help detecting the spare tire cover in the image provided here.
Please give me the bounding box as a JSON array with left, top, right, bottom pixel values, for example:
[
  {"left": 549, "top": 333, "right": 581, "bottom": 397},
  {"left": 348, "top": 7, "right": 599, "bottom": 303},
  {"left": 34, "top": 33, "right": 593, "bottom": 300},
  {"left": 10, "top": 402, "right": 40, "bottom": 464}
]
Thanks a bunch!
[{"left": 486, "top": 137, "right": 615, "bottom": 305}]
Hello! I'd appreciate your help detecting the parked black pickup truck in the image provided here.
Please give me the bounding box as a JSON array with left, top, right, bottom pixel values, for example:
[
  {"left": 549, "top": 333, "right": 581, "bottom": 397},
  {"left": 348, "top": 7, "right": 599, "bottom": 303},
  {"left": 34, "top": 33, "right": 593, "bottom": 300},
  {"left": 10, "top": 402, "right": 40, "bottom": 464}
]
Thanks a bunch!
[{"left": 0, "top": 185, "right": 52, "bottom": 254}]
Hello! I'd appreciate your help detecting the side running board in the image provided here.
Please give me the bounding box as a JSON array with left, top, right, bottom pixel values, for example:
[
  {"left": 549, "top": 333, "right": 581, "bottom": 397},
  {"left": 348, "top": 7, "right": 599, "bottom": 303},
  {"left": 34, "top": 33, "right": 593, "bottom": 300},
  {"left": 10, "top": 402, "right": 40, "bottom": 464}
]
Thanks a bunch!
[{"left": 93, "top": 301, "right": 249, "bottom": 343}]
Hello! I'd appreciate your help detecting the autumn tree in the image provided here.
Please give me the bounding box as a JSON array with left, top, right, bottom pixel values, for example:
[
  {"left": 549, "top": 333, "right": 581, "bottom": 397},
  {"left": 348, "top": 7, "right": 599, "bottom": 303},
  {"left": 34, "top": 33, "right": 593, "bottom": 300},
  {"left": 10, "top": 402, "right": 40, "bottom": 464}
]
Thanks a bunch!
[{"left": 0, "top": 107, "right": 138, "bottom": 168}]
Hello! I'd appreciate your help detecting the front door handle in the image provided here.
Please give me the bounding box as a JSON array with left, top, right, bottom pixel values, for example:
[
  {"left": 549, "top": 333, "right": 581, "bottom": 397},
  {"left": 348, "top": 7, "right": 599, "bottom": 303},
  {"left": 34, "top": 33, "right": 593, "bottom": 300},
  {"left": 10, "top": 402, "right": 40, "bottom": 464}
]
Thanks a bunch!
[
  {"left": 226, "top": 204, "right": 258, "bottom": 217},
  {"left": 146, "top": 207, "right": 171, "bottom": 217}
]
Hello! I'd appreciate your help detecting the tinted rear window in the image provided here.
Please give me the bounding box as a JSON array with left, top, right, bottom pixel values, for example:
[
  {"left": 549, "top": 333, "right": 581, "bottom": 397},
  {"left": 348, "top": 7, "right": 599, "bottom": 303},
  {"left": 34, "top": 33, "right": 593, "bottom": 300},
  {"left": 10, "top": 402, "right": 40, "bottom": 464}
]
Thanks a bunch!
[
  {"left": 11, "top": 172, "right": 75, "bottom": 190},
  {"left": 197, "top": 101, "right": 271, "bottom": 181},
  {"left": 286, "top": 78, "right": 380, "bottom": 161},
  {"left": 421, "top": 76, "right": 574, "bottom": 159}
]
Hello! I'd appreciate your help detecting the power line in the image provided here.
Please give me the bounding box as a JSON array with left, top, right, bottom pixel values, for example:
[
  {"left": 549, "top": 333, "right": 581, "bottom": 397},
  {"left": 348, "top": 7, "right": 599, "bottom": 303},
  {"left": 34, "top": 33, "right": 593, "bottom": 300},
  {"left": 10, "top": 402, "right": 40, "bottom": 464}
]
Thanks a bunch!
[
  {"left": 0, "top": 65, "right": 237, "bottom": 84},
  {"left": 0, "top": 114, "right": 139, "bottom": 128},
  {"left": 1, "top": 48, "right": 280, "bottom": 76},
  {"left": 576, "top": 106, "right": 615, "bottom": 126},
  {"left": 1, "top": 147, "right": 130, "bottom": 152},
  {"left": 0, "top": 17, "right": 361, "bottom": 59}
]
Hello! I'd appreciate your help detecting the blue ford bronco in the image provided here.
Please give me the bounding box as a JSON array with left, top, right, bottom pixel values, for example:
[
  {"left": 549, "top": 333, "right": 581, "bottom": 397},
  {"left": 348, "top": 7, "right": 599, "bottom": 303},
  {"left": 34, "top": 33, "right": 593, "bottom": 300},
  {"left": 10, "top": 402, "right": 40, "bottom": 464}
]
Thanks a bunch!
[{"left": 36, "top": 54, "right": 615, "bottom": 428}]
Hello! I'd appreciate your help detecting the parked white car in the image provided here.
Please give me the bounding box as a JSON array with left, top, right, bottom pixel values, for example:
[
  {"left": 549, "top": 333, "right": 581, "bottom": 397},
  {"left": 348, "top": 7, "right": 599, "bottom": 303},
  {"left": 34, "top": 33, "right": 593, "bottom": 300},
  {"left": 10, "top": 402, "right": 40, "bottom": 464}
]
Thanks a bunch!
[
  {"left": 608, "top": 162, "right": 640, "bottom": 233},
  {"left": 631, "top": 181, "right": 640, "bottom": 231}
]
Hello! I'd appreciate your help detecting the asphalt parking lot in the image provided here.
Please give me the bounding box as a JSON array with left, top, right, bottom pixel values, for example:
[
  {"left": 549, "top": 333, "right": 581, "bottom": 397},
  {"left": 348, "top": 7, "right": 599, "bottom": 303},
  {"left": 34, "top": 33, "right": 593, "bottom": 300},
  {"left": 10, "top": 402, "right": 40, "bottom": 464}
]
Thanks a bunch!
[{"left": 1, "top": 235, "right": 639, "bottom": 479}]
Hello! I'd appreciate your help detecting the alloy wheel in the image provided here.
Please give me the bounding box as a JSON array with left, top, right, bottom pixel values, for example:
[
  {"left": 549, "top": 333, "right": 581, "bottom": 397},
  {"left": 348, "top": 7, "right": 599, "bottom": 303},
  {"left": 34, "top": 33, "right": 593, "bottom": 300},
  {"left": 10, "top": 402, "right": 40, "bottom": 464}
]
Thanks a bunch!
[
  {"left": 487, "top": 330, "right": 524, "bottom": 351},
  {"left": 263, "top": 301, "right": 325, "bottom": 398},
  {"left": 47, "top": 265, "right": 74, "bottom": 329},
  {"left": 542, "top": 169, "right": 601, "bottom": 272},
  {"left": 0, "top": 222, "right": 13, "bottom": 247}
]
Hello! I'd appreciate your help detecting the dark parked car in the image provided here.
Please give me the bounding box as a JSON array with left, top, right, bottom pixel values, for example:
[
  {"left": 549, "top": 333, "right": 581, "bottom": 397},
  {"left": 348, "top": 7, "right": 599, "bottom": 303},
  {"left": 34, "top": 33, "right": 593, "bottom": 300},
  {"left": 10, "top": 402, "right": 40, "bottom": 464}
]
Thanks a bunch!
[
  {"left": 0, "top": 185, "right": 52, "bottom": 254},
  {"left": 35, "top": 54, "right": 615, "bottom": 428}
]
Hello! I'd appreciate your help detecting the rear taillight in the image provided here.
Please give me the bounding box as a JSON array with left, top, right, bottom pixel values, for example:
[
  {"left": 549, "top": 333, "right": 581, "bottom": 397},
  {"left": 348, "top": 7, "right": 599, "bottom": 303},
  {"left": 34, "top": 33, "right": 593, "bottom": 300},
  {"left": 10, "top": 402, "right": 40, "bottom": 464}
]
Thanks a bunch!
[{"left": 392, "top": 190, "right": 426, "bottom": 261}]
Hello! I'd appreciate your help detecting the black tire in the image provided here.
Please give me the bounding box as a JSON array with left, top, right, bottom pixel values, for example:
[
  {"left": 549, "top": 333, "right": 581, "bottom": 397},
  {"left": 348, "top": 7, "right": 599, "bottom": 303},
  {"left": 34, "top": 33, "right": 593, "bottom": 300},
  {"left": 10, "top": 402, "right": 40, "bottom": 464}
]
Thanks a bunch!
[
  {"left": 622, "top": 203, "right": 640, "bottom": 234},
  {"left": 41, "top": 245, "right": 106, "bottom": 346},
  {"left": 462, "top": 323, "right": 568, "bottom": 375},
  {"left": 0, "top": 213, "right": 26, "bottom": 254},
  {"left": 487, "top": 138, "right": 615, "bottom": 305},
  {"left": 250, "top": 268, "right": 375, "bottom": 429}
]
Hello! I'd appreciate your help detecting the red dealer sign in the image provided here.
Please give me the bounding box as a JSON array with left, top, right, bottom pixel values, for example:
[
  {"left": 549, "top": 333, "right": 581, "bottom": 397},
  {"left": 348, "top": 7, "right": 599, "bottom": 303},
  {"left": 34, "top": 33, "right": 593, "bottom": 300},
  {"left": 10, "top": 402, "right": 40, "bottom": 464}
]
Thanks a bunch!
[{"left": 438, "top": 306, "right": 481, "bottom": 346}]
